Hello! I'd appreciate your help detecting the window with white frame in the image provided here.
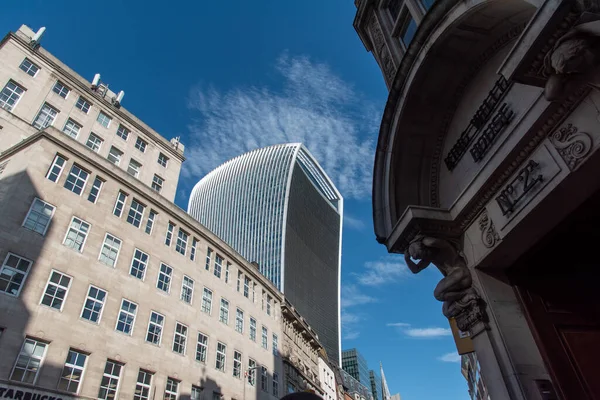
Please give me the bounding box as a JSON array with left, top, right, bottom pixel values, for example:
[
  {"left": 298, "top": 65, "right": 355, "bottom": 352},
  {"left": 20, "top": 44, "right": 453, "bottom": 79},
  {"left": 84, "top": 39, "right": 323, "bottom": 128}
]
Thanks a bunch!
[
  {"left": 63, "top": 217, "right": 90, "bottom": 252},
  {"left": 52, "top": 81, "right": 70, "bottom": 98},
  {"left": 135, "top": 137, "right": 147, "bottom": 153},
  {"left": 165, "top": 222, "right": 174, "bottom": 246},
  {"left": 273, "top": 372, "right": 279, "bottom": 397},
  {"left": 215, "top": 342, "right": 226, "bottom": 372},
  {"left": 175, "top": 229, "right": 188, "bottom": 255},
  {"left": 75, "top": 96, "right": 91, "bottom": 114},
  {"left": 262, "top": 326, "right": 268, "bottom": 349},
  {"left": 219, "top": 298, "right": 229, "bottom": 324},
  {"left": 152, "top": 174, "right": 164, "bottom": 193},
  {"left": 233, "top": 351, "right": 242, "bottom": 378},
  {"left": 107, "top": 146, "right": 123, "bottom": 166},
  {"left": 134, "top": 370, "right": 153, "bottom": 400},
  {"left": 172, "top": 322, "right": 187, "bottom": 355},
  {"left": 0, "top": 80, "right": 25, "bottom": 111},
  {"left": 58, "top": 349, "right": 87, "bottom": 393},
  {"left": 164, "top": 378, "right": 178, "bottom": 400},
  {"left": 0, "top": 253, "right": 32, "bottom": 297},
  {"left": 261, "top": 366, "right": 268, "bottom": 391},
  {"left": 41, "top": 270, "right": 72, "bottom": 310},
  {"left": 214, "top": 255, "right": 223, "bottom": 278},
  {"left": 130, "top": 249, "right": 149, "bottom": 280},
  {"left": 158, "top": 153, "right": 168, "bottom": 167},
  {"left": 146, "top": 311, "right": 164, "bottom": 345},
  {"left": 250, "top": 317, "right": 257, "bottom": 342},
  {"left": 190, "top": 238, "right": 198, "bottom": 261},
  {"left": 244, "top": 276, "right": 250, "bottom": 298},
  {"left": 237, "top": 271, "right": 242, "bottom": 292},
  {"left": 99, "top": 233, "right": 122, "bottom": 267},
  {"left": 19, "top": 58, "right": 39, "bottom": 77},
  {"left": 191, "top": 385, "right": 202, "bottom": 400},
  {"left": 145, "top": 210, "right": 157, "bottom": 235},
  {"left": 98, "top": 360, "right": 123, "bottom": 400},
  {"left": 87, "top": 176, "right": 104, "bottom": 203},
  {"left": 235, "top": 309, "right": 244, "bottom": 333},
  {"left": 10, "top": 338, "right": 47, "bottom": 383},
  {"left": 201, "top": 287, "right": 212, "bottom": 314},
  {"left": 247, "top": 359, "right": 256, "bottom": 386},
  {"left": 116, "top": 299, "right": 137, "bottom": 335},
  {"left": 272, "top": 334, "right": 278, "bottom": 356},
  {"left": 81, "top": 285, "right": 106, "bottom": 323},
  {"left": 64, "top": 164, "right": 89, "bottom": 195},
  {"left": 181, "top": 275, "right": 194, "bottom": 304},
  {"left": 127, "top": 199, "right": 145, "bottom": 228},
  {"left": 157, "top": 263, "right": 172, "bottom": 293},
  {"left": 113, "top": 191, "right": 127, "bottom": 217},
  {"left": 86, "top": 132, "right": 103, "bottom": 152},
  {"left": 97, "top": 111, "right": 112, "bottom": 128},
  {"left": 196, "top": 332, "right": 208, "bottom": 363},
  {"left": 33, "top": 103, "right": 58, "bottom": 129},
  {"left": 22, "top": 198, "right": 55, "bottom": 235},
  {"left": 117, "top": 124, "right": 130, "bottom": 140},
  {"left": 225, "top": 262, "right": 230, "bottom": 283},
  {"left": 62, "top": 119, "right": 81, "bottom": 139},
  {"left": 127, "top": 159, "right": 142, "bottom": 178},
  {"left": 205, "top": 248, "right": 212, "bottom": 271},
  {"left": 252, "top": 283, "right": 257, "bottom": 303},
  {"left": 46, "top": 154, "right": 66, "bottom": 182},
  {"left": 266, "top": 295, "right": 272, "bottom": 316}
]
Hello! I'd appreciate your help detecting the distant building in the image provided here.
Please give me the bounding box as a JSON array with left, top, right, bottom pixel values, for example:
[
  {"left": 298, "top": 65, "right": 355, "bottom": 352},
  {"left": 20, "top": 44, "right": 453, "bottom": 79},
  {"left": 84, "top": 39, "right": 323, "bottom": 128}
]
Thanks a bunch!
[
  {"left": 337, "top": 367, "right": 373, "bottom": 400},
  {"left": 461, "top": 353, "right": 490, "bottom": 400},
  {"left": 318, "top": 351, "right": 338, "bottom": 400},
  {"left": 369, "top": 369, "right": 382, "bottom": 400},
  {"left": 390, "top": 394, "right": 401, "bottom": 400},
  {"left": 341, "top": 349, "right": 370, "bottom": 388}
]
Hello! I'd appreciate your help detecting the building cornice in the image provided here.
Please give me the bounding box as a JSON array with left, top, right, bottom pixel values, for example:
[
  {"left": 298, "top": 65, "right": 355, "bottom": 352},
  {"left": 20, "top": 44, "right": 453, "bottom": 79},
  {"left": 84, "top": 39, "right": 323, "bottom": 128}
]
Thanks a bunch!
[{"left": 281, "top": 299, "right": 322, "bottom": 350}]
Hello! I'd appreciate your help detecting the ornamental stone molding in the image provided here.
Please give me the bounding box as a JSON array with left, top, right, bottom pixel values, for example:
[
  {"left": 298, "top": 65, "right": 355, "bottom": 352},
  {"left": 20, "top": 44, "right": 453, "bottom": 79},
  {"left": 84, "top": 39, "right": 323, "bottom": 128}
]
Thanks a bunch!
[
  {"left": 550, "top": 123, "right": 593, "bottom": 169},
  {"left": 478, "top": 209, "right": 500, "bottom": 249}
]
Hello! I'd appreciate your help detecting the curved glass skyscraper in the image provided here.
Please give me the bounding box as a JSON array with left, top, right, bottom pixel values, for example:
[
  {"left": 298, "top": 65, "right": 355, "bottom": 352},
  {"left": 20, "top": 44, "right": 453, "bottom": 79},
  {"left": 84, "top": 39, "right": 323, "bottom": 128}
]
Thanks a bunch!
[{"left": 188, "top": 143, "right": 343, "bottom": 363}]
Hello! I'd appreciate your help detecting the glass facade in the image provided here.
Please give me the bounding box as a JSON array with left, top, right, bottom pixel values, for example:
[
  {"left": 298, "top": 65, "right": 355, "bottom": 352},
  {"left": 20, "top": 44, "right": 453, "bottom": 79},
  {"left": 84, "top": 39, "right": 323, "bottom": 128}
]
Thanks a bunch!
[
  {"left": 369, "top": 369, "right": 382, "bottom": 400},
  {"left": 342, "top": 348, "right": 371, "bottom": 389}
]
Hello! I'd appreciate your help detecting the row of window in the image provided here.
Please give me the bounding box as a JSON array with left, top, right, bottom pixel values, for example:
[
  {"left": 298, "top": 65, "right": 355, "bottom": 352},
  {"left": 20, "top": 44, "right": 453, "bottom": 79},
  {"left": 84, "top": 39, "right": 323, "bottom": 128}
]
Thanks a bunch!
[
  {"left": 9, "top": 337, "right": 280, "bottom": 399},
  {"left": 386, "top": 1, "right": 435, "bottom": 49}
]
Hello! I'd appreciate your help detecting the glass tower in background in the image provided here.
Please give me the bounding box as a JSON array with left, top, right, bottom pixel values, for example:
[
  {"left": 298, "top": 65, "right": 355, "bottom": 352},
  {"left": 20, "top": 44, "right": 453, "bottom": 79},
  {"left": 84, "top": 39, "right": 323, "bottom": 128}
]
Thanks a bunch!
[{"left": 342, "top": 348, "right": 371, "bottom": 388}]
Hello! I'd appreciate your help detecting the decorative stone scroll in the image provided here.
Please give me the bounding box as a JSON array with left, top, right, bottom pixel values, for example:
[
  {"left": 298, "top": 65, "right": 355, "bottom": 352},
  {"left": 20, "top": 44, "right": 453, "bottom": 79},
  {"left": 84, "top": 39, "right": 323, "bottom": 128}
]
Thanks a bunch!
[
  {"left": 550, "top": 123, "right": 593, "bottom": 170},
  {"left": 369, "top": 15, "right": 395, "bottom": 84},
  {"left": 478, "top": 209, "right": 500, "bottom": 249}
]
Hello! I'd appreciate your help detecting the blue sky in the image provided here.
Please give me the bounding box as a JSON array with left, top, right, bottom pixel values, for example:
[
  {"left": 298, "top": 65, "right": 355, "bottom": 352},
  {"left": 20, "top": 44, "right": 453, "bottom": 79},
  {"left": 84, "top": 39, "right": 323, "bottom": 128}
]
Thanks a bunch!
[{"left": 2, "top": 1, "right": 467, "bottom": 399}]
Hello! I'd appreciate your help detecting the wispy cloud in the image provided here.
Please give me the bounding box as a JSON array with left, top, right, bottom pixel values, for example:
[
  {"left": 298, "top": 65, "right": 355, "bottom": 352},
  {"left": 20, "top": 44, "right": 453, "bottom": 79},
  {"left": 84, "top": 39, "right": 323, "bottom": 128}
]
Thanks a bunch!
[
  {"left": 387, "top": 322, "right": 452, "bottom": 338},
  {"left": 353, "top": 256, "right": 410, "bottom": 286},
  {"left": 386, "top": 322, "right": 410, "bottom": 328},
  {"left": 343, "top": 214, "right": 366, "bottom": 230},
  {"left": 438, "top": 352, "right": 462, "bottom": 363},
  {"left": 341, "top": 312, "right": 362, "bottom": 340},
  {"left": 184, "top": 53, "right": 380, "bottom": 199},
  {"left": 341, "top": 284, "right": 377, "bottom": 308},
  {"left": 340, "top": 284, "right": 377, "bottom": 340}
]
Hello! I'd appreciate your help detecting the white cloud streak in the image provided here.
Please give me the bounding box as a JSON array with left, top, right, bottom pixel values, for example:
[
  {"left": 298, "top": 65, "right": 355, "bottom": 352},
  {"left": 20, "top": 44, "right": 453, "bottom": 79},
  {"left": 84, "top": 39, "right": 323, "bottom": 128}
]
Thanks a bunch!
[
  {"left": 343, "top": 214, "right": 366, "bottom": 230},
  {"left": 438, "top": 352, "right": 462, "bottom": 363},
  {"left": 353, "top": 256, "right": 411, "bottom": 286},
  {"left": 340, "top": 284, "right": 378, "bottom": 340},
  {"left": 184, "top": 53, "right": 380, "bottom": 199},
  {"left": 341, "top": 284, "right": 377, "bottom": 308},
  {"left": 387, "top": 323, "right": 452, "bottom": 338}
]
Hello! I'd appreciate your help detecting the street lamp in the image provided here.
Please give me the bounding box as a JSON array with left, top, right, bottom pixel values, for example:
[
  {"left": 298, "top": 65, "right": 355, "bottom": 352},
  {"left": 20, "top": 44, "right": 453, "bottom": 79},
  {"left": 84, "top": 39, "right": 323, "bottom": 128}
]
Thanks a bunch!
[{"left": 243, "top": 365, "right": 260, "bottom": 400}]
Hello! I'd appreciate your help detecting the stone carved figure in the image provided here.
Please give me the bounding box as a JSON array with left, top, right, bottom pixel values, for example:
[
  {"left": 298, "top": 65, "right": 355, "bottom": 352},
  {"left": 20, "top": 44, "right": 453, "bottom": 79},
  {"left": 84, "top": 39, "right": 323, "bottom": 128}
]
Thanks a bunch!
[
  {"left": 404, "top": 235, "right": 486, "bottom": 331},
  {"left": 544, "top": 13, "right": 600, "bottom": 101}
]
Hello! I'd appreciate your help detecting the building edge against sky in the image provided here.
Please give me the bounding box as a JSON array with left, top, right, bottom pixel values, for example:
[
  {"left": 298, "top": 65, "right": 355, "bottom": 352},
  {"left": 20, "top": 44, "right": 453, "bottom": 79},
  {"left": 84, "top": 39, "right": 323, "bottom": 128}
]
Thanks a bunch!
[{"left": 188, "top": 143, "right": 343, "bottom": 365}]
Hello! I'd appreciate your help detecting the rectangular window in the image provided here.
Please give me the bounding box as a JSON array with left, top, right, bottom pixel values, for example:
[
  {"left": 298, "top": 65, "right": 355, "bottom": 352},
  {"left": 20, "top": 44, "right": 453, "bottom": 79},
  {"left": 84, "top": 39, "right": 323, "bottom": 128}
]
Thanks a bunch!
[
  {"left": 157, "top": 263, "right": 173, "bottom": 293},
  {"left": 191, "top": 386, "right": 202, "bottom": 400},
  {"left": 172, "top": 322, "right": 187, "bottom": 355},
  {"left": 219, "top": 298, "right": 229, "bottom": 324},
  {"left": 158, "top": 153, "right": 169, "bottom": 167},
  {"left": 272, "top": 334, "right": 278, "bottom": 356},
  {"left": 244, "top": 277, "right": 250, "bottom": 298},
  {"left": 196, "top": 332, "right": 208, "bottom": 363},
  {"left": 181, "top": 275, "right": 194, "bottom": 304},
  {"left": 253, "top": 283, "right": 256, "bottom": 303},
  {"left": 134, "top": 370, "right": 153, "bottom": 400},
  {"left": 22, "top": 198, "right": 55, "bottom": 235},
  {"left": 63, "top": 216, "right": 90, "bottom": 252},
  {"left": 107, "top": 146, "right": 123, "bottom": 166},
  {"left": 233, "top": 351, "right": 242, "bottom": 378},
  {"left": 205, "top": 248, "right": 212, "bottom": 271},
  {"left": 75, "top": 96, "right": 91, "bottom": 114},
  {"left": 81, "top": 285, "right": 106, "bottom": 323},
  {"left": 127, "top": 199, "right": 145, "bottom": 228},
  {"left": 235, "top": 308, "right": 244, "bottom": 333},
  {"left": 135, "top": 137, "right": 148, "bottom": 153},
  {"left": 165, "top": 222, "right": 174, "bottom": 246},
  {"left": 152, "top": 174, "right": 164, "bottom": 193},
  {"left": 98, "top": 360, "right": 123, "bottom": 400},
  {"left": 175, "top": 229, "right": 188, "bottom": 255},
  {"left": 214, "top": 255, "right": 223, "bottom": 278},
  {"left": 113, "top": 191, "right": 127, "bottom": 217},
  {"left": 46, "top": 154, "right": 66, "bottom": 182},
  {"left": 0, "top": 80, "right": 25, "bottom": 112},
  {"left": 58, "top": 349, "right": 87, "bottom": 393},
  {"left": 261, "top": 366, "right": 268, "bottom": 392},
  {"left": 215, "top": 342, "right": 226, "bottom": 372},
  {"left": 86, "top": 132, "right": 103, "bottom": 152},
  {"left": 164, "top": 378, "right": 178, "bottom": 400},
  {"left": 266, "top": 295, "right": 272, "bottom": 316},
  {"left": 41, "top": 270, "right": 72, "bottom": 310},
  {"left": 225, "top": 262, "right": 230, "bottom": 283},
  {"left": 87, "top": 176, "right": 104, "bottom": 203},
  {"left": 247, "top": 359, "right": 256, "bottom": 386},
  {"left": 273, "top": 373, "right": 279, "bottom": 397},
  {"left": 201, "top": 287, "right": 212, "bottom": 314},
  {"left": 145, "top": 210, "right": 157, "bottom": 235},
  {"left": 97, "top": 111, "right": 112, "bottom": 128},
  {"left": 237, "top": 271, "right": 242, "bottom": 292},
  {"left": 19, "top": 58, "right": 39, "bottom": 76},
  {"left": 10, "top": 338, "right": 47, "bottom": 383},
  {"left": 0, "top": 253, "right": 32, "bottom": 297},
  {"left": 116, "top": 299, "right": 137, "bottom": 335},
  {"left": 127, "top": 159, "right": 142, "bottom": 178},
  {"left": 146, "top": 311, "right": 164, "bottom": 345},
  {"left": 62, "top": 118, "right": 81, "bottom": 139},
  {"left": 399, "top": 8, "right": 417, "bottom": 48},
  {"left": 99, "top": 233, "right": 122, "bottom": 267},
  {"left": 64, "top": 164, "right": 89, "bottom": 195},
  {"left": 190, "top": 238, "right": 198, "bottom": 261},
  {"left": 262, "top": 326, "right": 268, "bottom": 349},
  {"left": 250, "top": 317, "right": 257, "bottom": 342},
  {"left": 52, "top": 81, "right": 70, "bottom": 98},
  {"left": 130, "top": 249, "right": 149, "bottom": 280},
  {"left": 116, "top": 124, "right": 130, "bottom": 140},
  {"left": 33, "top": 103, "right": 58, "bottom": 129}
]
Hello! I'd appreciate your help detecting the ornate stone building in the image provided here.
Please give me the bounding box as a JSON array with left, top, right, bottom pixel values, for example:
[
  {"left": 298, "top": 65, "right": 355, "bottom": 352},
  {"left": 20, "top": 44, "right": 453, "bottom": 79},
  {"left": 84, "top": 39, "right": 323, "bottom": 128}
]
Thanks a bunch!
[{"left": 355, "top": 0, "right": 600, "bottom": 399}]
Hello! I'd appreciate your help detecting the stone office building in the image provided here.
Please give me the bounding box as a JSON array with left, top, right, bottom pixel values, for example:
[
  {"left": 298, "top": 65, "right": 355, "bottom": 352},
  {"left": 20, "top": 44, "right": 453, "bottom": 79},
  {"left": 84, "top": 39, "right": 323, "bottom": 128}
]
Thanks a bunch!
[
  {"left": 355, "top": 0, "right": 600, "bottom": 399},
  {"left": 0, "top": 24, "right": 286, "bottom": 400}
]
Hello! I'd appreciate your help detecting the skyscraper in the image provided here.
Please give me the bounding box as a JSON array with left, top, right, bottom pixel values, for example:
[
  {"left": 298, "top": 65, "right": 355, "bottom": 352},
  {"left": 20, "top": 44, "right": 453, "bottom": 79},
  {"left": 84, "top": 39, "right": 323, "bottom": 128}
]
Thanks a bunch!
[
  {"left": 369, "top": 369, "right": 382, "bottom": 400},
  {"left": 188, "top": 143, "right": 343, "bottom": 363},
  {"left": 341, "top": 349, "right": 370, "bottom": 388}
]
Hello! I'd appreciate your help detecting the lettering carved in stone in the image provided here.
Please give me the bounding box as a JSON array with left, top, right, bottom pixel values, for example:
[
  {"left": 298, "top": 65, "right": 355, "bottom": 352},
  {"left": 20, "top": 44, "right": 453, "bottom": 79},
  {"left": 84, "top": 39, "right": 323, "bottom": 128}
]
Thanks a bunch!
[
  {"left": 478, "top": 209, "right": 500, "bottom": 249},
  {"left": 550, "top": 123, "right": 592, "bottom": 170}
]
